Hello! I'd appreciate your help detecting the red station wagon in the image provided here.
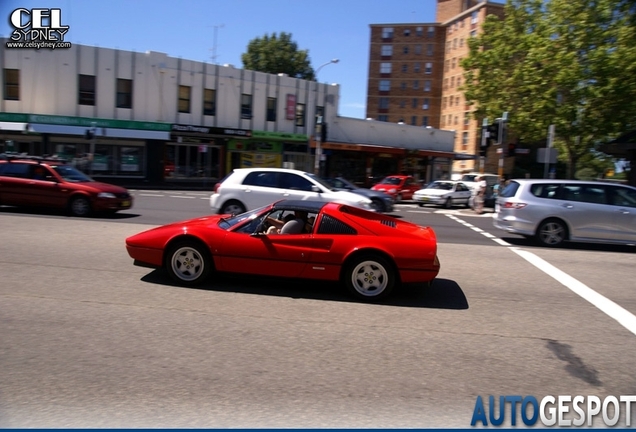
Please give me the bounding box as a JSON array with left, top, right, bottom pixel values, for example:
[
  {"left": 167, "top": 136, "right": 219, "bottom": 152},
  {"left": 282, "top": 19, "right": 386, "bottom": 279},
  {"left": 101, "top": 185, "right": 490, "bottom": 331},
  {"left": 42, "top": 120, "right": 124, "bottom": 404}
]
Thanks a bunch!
[
  {"left": 371, "top": 175, "right": 421, "bottom": 201},
  {"left": 0, "top": 154, "right": 133, "bottom": 216}
]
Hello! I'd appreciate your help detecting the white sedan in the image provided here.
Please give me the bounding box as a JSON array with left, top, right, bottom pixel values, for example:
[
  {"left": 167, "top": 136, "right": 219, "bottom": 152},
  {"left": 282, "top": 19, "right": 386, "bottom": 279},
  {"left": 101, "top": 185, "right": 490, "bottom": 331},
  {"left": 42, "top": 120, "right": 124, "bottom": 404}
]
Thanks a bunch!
[{"left": 412, "top": 181, "right": 472, "bottom": 208}]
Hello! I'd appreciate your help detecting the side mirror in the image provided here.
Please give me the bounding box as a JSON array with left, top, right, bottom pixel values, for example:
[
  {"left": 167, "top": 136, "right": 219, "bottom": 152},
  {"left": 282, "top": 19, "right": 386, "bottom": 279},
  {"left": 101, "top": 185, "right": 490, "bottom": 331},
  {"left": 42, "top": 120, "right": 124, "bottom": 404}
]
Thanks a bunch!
[{"left": 311, "top": 185, "right": 322, "bottom": 193}]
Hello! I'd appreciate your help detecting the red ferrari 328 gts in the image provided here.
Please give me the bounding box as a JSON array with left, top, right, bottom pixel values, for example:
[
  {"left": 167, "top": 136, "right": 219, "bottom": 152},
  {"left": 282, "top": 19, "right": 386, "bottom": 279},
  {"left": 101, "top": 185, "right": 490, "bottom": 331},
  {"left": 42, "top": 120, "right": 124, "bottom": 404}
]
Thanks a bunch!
[{"left": 125, "top": 200, "right": 440, "bottom": 301}]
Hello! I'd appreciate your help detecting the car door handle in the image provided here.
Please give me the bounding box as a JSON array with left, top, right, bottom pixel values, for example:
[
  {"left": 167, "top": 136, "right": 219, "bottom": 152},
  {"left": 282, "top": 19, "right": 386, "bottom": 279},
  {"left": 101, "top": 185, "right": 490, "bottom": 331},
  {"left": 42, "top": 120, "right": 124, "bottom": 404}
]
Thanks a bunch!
[
  {"left": 561, "top": 203, "right": 574, "bottom": 209},
  {"left": 617, "top": 209, "right": 630, "bottom": 214}
]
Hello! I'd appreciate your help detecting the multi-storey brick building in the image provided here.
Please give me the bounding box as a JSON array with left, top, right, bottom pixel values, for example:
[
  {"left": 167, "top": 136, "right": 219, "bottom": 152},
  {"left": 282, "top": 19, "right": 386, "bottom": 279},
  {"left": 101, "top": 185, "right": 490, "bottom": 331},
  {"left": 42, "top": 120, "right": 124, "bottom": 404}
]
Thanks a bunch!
[{"left": 367, "top": 0, "right": 505, "bottom": 175}]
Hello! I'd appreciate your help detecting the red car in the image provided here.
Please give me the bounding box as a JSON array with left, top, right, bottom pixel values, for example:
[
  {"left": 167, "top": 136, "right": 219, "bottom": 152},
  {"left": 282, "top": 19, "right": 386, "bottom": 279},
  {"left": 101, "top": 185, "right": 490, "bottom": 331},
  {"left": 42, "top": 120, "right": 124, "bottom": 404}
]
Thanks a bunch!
[
  {"left": 0, "top": 154, "right": 133, "bottom": 216},
  {"left": 371, "top": 175, "right": 421, "bottom": 201},
  {"left": 126, "top": 200, "right": 440, "bottom": 301}
]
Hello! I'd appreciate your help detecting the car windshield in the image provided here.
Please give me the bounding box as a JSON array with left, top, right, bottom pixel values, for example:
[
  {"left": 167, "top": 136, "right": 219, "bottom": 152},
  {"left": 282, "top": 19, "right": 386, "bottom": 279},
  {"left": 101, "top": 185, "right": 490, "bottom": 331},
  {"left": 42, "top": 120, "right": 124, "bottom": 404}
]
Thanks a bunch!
[
  {"left": 304, "top": 172, "right": 333, "bottom": 191},
  {"left": 428, "top": 182, "right": 454, "bottom": 190},
  {"left": 379, "top": 177, "right": 401, "bottom": 185},
  {"left": 217, "top": 205, "right": 269, "bottom": 230},
  {"left": 461, "top": 174, "right": 478, "bottom": 182},
  {"left": 51, "top": 165, "right": 93, "bottom": 182}
]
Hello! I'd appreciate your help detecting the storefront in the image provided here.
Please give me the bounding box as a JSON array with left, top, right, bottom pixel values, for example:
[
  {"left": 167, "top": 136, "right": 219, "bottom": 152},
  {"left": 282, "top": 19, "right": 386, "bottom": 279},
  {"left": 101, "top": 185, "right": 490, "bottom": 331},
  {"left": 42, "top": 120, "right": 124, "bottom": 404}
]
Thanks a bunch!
[
  {"left": 167, "top": 124, "right": 251, "bottom": 183},
  {"left": 0, "top": 113, "right": 171, "bottom": 183},
  {"left": 225, "top": 130, "right": 311, "bottom": 173}
]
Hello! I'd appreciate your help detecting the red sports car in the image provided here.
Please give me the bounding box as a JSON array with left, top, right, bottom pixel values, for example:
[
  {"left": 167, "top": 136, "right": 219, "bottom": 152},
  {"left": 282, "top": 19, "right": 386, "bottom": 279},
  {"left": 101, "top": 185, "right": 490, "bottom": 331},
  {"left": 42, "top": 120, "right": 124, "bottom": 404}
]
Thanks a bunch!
[{"left": 125, "top": 200, "right": 440, "bottom": 301}]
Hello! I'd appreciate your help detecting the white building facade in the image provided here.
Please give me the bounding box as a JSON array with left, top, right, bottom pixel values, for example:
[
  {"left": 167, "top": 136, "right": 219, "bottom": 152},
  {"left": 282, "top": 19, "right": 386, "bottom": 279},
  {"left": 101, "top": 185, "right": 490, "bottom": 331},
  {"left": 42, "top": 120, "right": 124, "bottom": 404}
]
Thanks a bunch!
[{"left": 1, "top": 39, "right": 456, "bottom": 186}]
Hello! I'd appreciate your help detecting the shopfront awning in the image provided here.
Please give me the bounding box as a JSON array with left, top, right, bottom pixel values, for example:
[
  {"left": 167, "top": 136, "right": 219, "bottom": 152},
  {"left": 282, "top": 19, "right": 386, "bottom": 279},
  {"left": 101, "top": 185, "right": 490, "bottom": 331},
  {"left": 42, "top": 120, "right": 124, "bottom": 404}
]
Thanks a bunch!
[{"left": 26, "top": 123, "right": 170, "bottom": 140}]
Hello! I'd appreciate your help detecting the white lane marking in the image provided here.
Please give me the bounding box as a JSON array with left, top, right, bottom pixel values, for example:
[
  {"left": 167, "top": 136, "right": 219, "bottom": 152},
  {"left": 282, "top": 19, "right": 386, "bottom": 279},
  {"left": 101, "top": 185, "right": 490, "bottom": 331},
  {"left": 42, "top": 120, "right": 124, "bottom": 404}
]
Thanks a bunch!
[
  {"left": 169, "top": 195, "right": 195, "bottom": 199},
  {"left": 446, "top": 214, "right": 636, "bottom": 337},
  {"left": 139, "top": 193, "right": 165, "bottom": 197},
  {"left": 512, "top": 247, "right": 636, "bottom": 337}
]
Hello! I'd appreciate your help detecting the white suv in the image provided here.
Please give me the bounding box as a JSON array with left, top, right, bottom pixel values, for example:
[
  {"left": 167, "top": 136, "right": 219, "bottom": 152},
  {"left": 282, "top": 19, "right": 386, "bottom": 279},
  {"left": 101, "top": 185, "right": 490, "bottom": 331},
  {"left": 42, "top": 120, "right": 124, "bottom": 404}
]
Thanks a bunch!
[{"left": 210, "top": 168, "right": 374, "bottom": 214}]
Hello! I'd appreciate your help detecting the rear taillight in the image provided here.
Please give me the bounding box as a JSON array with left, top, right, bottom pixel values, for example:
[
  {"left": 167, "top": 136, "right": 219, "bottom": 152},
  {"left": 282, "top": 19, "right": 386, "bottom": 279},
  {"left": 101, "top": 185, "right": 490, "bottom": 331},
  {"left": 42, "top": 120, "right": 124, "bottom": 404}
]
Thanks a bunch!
[
  {"left": 213, "top": 182, "right": 221, "bottom": 193},
  {"left": 503, "top": 202, "right": 527, "bottom": 209}
]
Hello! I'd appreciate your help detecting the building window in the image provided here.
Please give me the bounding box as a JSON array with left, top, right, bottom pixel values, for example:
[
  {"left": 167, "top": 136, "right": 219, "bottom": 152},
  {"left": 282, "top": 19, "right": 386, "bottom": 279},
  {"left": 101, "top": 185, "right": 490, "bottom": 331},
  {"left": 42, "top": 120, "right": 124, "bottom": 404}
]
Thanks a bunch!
[
  {"left": 116, "top": 78, "right": 133, "bottom": 109},
  {"left": 425, "top": 63, "right": 432, "bottom": 74},
  {"left": 442, "top": 97, "right": 447, "bottom": 109},
  {"left": 422, "top": 98, "right": 429, "bottom": 110},
  {"left": 403, "top": 46, "right": 409, "bottom": 54},
  {"left": 451, "top": 76, "right": 455, "bottom": 88},
  {"left": 415, "top": 44, "right": 422, "bottom": 55},
  {"left": 380, "top": 62, "right": 392, "bottom": 73},
  {"left": 462, "top": 132, "right": 469, "bottom": 146},
  {"left": 401, "top": 82, "right": 407, "bottom": 90},
  {"left": 382, "top": 27, "right": 394, "bottom": 39},
  {"left": 412, "top": 98, "right": 418, "bottom": 108},
  {"left": 3, "top": 69, "right": 19, "bottom": 101},
  {"left": 178, "top": 85, "right": 191, "bottom": 113},
  {"left": 460, "top": 38, "right": 464, "bottom": 48},
  {"left": 470, "top": 30, "right": 477, "bottom": 38},
  {"left": 402, "top": 64, "right": 408, "bottom": 73},
  {"left": 427, "top": 44, "right": 434, "bottom": 56},
  {"left": 427, "top": 26, "right": 435, "bottom": 37},
  {"left": 266, "top": 97, "right": 276, "bottom": 122},
  {"left": 471, "top": 11, "right": 479, "bottom": 24},
  {"left": 378, "top": 115, "right": 388, "bottom": 122},
  {"left": 295, "top": 103, "right": 305, "bottom": 126},
  {"left": 241, "top": 94, "right": 252, "bottom": 119},
  {"left": 413, "top": 80, "right": 419, "bottom": 89},
  {"left": 379, "top": 80, "right": 391, "bottom": 91},
  {"left": 416, "top": 26, "right": 423, "bottom": 36},
  {"left": 78, "top": 74, "right": 96, "bottom": 106},
  {"left": 399, "top": 100, "right": 406, "bottom": 108},
  {"left": 422, "top": 116, "right": 429, "bottom": 127},
  {"left": 452, "top": 58, "right": 456, "bottom": 69},
  {"left": 411, "top": 116, "right": 417, "bottom": 126},
  {"left": 464, "top": 111, "right": 470, "bottom": 125},
  {"left": 414, "top": 62, "right": 420, "bottom": 73},
  {"left": 404, "top": 29, "right": 411, "bottom": 36},
  {"left": 379, "top": 97, "right": 389, "bottom": 109},
  {"left": 424, "top": 80, "right": 431, "bottom": 92},
  {"left": 203, "top": 89, "right": 216, "bottom": 116},
  {"left": 381, "top": 45, "right": 393, "bottom": 56}
]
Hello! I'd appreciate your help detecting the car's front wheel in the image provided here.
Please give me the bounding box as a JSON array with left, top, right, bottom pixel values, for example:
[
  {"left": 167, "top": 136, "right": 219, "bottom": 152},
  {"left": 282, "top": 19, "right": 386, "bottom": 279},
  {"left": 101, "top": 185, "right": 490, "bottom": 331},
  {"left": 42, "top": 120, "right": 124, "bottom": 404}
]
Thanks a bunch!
[
  {"left": 165, "top": 240, "right": 212, "bottom": 286},
  {"left": 370, "top": 198, "right": 386, "bottom": 212},
  {"left": 69, "top": 196, "right": 91, "bottom": 217},
  {"left": 536, "top": 219, "right": 567, "bottom": 247},
  {"left": 443, "top": 197, "right": 452, "bottom": 209},
  {"left": 343, "top": 254, "right": 395, "bottom": 301},
  {"left": 220, "top": 200, "right": 246, "bottom": 215}
]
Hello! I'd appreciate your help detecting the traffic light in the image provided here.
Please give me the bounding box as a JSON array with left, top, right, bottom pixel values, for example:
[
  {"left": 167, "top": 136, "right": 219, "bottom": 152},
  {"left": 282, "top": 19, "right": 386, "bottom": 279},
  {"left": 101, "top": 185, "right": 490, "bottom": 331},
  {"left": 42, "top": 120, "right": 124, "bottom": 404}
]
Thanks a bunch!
[
  {"left": 321, "top": 122, "right": 328, "bottom": 142},
  {"left": 507, "top": 143, "right": 516, "bottom": 156},
  {"left": 84, "top": 129, "right": 94, "bottom": 140},
  {"left": 486, "top": 121, "right": 500, "bottom": 143}
]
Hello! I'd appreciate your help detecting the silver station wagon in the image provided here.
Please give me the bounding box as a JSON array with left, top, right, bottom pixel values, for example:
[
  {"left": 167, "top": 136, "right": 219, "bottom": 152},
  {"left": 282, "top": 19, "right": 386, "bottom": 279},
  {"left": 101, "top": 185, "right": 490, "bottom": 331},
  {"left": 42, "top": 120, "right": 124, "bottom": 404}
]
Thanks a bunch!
[{"left": 493, "top": 179, "right": 636, "bottom": 247}]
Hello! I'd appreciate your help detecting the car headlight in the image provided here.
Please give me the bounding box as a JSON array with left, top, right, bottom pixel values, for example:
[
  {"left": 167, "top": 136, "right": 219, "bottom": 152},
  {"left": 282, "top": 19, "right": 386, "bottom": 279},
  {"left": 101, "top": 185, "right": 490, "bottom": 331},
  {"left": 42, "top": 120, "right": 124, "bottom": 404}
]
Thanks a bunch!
[
  {"left": 97, "top": 192, "right": 116, "bottom": 199},
  {"left": 359, "top": 200, "right": 372, "bottom": 209},
  {"left": 389, "top": 188, "right": 397, "bottom": 193}
]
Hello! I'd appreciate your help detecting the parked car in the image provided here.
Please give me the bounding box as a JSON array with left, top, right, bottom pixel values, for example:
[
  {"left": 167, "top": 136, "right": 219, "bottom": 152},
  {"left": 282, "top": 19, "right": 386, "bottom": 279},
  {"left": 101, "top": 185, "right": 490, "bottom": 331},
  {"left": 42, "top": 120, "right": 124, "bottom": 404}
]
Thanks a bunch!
[
  {"left": 210, "top": 168, "right": 373, "bottom": 215},
  {"left": 493, "top": 179, "right": 636, "bottom": 247},
  {"left": 413, "top": 180, "right": 472, "bottom": 208},
  {"left": 323, "top": 177, "right": 394, "bottom": 212},
  {"left": 126, "top": 199, "right": 440, "bottom": 301},
  {"left": 0, "top": 153, "right": 133, "bottom": 216},
  {"left": 371, "top": 175, "right": 421, "bottom": 201}
]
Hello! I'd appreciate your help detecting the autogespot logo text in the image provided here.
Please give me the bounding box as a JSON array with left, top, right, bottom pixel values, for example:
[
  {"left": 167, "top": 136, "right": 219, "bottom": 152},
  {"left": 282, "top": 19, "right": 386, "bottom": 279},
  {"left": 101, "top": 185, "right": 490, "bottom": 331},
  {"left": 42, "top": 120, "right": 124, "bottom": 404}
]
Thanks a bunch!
[{"left": 471, "top": 395, "right": 636, "bottom": 427}]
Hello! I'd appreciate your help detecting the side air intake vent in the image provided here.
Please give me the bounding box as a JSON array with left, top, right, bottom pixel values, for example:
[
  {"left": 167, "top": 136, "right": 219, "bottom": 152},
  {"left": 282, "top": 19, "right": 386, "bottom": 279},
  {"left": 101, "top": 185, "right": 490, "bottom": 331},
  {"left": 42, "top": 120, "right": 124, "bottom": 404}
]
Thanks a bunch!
[
  {"left": 317, "top": 215, "right": 357, "bottom": 235},
  {"left": 380, "top": 219, "right": 397, "bottom": 228}
]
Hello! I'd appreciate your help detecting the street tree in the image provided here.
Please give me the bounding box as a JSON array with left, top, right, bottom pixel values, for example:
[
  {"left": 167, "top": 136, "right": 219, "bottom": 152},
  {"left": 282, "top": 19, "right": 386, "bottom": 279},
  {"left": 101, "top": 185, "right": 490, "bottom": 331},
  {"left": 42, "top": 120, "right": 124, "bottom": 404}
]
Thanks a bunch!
[
  {"left": 462, "top": 0, "right": 636, "bottom": 178},
  {"left": 241, "top": 32, "right": 315, "bottom": 80}
]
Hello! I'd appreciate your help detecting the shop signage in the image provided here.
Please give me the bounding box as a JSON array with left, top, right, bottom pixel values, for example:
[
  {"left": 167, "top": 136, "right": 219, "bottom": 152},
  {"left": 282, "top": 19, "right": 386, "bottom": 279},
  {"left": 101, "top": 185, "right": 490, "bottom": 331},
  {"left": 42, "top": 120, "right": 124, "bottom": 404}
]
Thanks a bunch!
[
  {"left": 171, "top": 124, "right": 251, "bottom": 137},
  {"left": 0, "top": 112, "right": 171, "bottom": 131},
  {"left": 286, "top": 94, "right": 296, "bottom": 120}
]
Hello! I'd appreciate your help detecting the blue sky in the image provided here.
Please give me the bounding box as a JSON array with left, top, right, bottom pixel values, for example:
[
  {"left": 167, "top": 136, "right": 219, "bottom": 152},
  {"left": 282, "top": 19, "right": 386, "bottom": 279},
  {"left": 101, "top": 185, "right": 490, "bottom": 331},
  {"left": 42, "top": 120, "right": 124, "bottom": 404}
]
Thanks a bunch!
[{"left": 1, "top": 0, "right": 437, "bottom": 119}]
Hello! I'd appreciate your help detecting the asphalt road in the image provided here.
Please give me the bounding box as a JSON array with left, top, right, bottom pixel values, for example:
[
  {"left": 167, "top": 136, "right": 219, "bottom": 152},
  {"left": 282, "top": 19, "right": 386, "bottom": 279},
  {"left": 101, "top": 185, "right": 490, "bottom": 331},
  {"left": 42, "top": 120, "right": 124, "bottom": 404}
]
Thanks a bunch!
[{"left": 1, "top": 192, "right": 635, "bottom": 428}]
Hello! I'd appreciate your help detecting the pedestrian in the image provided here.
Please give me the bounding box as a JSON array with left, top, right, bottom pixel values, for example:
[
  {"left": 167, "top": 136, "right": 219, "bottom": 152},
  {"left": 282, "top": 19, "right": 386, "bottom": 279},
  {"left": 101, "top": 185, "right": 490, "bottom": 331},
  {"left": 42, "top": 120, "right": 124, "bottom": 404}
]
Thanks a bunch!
[{"left": 474, "top": 175, "right": 487, "bottom": 214}]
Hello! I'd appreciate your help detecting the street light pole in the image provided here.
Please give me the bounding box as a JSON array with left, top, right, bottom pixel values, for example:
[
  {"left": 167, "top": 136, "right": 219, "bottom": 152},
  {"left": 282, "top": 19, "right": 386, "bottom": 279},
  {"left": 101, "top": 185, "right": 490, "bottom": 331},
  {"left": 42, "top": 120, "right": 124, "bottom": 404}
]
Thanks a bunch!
[{"left": 313, "top": 59, "right": 339, "bottom": 175}]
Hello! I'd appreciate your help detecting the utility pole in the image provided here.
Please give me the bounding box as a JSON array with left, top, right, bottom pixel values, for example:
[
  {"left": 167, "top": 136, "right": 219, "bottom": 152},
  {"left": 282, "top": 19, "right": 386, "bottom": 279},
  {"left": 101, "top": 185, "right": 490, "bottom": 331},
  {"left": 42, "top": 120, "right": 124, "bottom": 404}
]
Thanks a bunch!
[
  {"left": 479, "top": 118, "right": 488, "bottom": 173},
  {"left": 497, "top": 112, "right": 508, "bottom": 179},
  {"left": 210, "top": 24, "right": 224, "bottom": 64}
]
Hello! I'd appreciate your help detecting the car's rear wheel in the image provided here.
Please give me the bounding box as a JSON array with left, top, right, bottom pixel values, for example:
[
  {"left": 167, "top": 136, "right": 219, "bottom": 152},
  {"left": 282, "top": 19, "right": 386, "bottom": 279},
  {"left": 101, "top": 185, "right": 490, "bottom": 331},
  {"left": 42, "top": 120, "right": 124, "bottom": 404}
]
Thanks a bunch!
[
  {"left": 69, "top": 196, "right": 91, "bottom": 217},
  {"left": 165, "top": 240, "right": 212, "bottom": 286},
  {"left": 344, "top": 254, "right": 395, "bottom": 301},
  {"left": 396, "top": 193, "right": 403, "bottom": 202},
  {"left": 536, "top": 219, "right": 567, "bottom": 247},
  {"left": 220, "top": 200, "right": 246, "bottom": 215},
  {"left": 443, "top": 198, "right": 452, "bottom": 209}
]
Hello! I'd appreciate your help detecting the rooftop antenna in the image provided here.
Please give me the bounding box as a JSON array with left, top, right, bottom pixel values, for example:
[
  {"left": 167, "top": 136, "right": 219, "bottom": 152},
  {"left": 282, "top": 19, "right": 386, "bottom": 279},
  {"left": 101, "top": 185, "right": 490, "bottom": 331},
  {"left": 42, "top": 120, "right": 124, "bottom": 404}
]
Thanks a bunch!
[{"left": 209, "top": 24, "right": 225, "bottom": 64}]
